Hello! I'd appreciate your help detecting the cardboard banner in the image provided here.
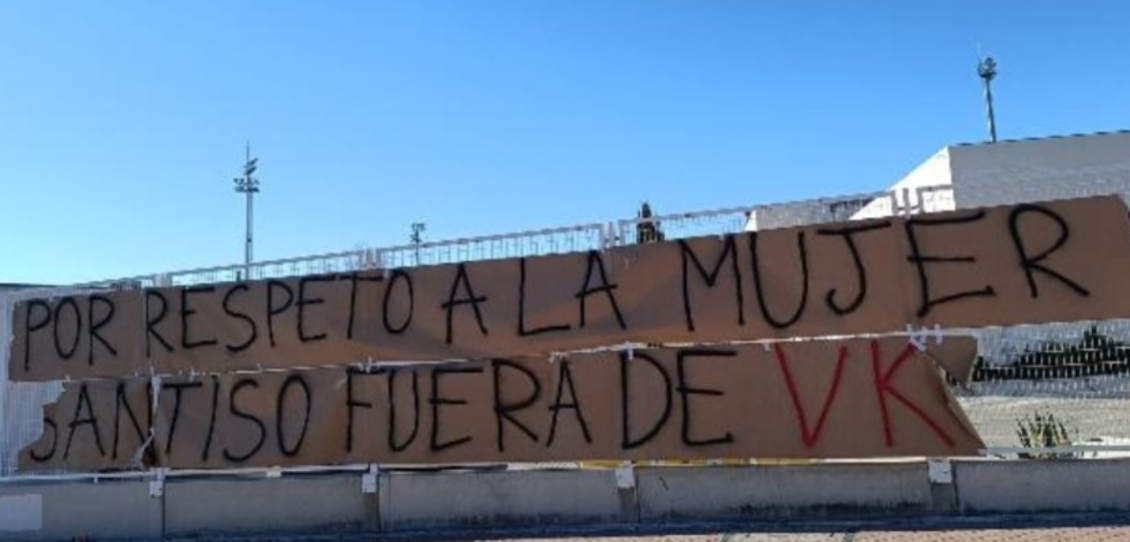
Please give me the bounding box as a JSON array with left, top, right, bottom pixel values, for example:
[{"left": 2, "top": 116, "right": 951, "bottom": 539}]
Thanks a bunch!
[
  {"left": 11, "top": 195, "right": 1130, "bottom": 382},
  {"left": 18, "top": 337, "right": 983, "bottom": 471}
]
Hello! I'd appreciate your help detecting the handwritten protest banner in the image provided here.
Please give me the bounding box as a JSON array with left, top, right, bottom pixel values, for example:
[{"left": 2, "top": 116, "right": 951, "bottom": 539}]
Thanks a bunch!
[
  {"left": 18, "top": 337, "right": 982, "bottom": 471},
  {"left": 10, "top": 196, "right": 1130, "bottom": 382}
]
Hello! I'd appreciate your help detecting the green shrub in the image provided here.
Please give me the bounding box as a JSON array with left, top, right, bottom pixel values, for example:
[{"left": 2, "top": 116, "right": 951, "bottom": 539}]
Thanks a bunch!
[{"left": 1016, "top": 410, "right": 1078, "bottom": 459}]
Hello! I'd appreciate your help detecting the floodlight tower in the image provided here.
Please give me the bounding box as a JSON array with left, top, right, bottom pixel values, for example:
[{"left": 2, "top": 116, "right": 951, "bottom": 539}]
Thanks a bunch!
[
  {"left": 978, "top": 56, "right": 999, "bottom": 143},
  {"left": 233, "top": 142, "right": 260, "bottom": 269}
]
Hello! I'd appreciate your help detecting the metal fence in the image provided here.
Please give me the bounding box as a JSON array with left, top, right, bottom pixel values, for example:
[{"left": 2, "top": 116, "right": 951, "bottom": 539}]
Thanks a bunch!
[
  {"left": 961, "top": 319, "right": 1130, "bottom": 457},
  {"left": 5, "top": 179, "right": 1130, "bottom": 479}
]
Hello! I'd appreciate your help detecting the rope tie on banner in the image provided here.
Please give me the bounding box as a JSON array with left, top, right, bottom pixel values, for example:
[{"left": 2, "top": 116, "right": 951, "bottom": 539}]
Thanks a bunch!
[{"left": 906, "top": 323, "right": 944, "bottom": 351}]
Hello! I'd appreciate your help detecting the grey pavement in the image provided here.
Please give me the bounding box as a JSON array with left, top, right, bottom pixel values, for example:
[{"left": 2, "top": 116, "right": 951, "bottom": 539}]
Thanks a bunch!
[{"left": 477, "top": 527, "right": 1130, "bottom": 541}]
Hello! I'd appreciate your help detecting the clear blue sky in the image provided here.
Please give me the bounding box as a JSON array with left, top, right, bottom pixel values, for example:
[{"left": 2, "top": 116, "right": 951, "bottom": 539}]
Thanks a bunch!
[{"left": 2, "top": 1, "right": 1128, "bottom": 285}]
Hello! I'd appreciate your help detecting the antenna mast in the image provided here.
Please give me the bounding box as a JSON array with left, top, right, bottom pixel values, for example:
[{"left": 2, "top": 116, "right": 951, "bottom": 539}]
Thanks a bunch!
[
  {"left": 233, "top": 142, "right": 260, "bottom": 271},
  {"left": 410, "top": 222, "right": 426, "bottom": 265},
  {"left": 977, "top": 56, "right": 999, "bottom": 143}
]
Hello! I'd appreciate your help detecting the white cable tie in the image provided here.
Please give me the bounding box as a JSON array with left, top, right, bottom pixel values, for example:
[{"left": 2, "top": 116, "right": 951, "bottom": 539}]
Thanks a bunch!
[
  {"left": 150, "top": 375, "right": 162, "bottom": 417},
  {"left": 906, "top": 324, "right": 928, "bottom": 352}
]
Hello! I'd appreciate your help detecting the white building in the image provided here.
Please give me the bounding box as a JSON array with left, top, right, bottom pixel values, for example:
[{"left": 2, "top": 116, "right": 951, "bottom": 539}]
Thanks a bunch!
[{"left": 746, "top": 130, "right": 1130, "bottom": 231}]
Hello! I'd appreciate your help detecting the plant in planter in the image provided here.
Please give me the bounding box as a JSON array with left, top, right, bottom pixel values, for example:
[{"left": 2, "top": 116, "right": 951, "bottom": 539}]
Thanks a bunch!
[{"left": 1016, "top": 410, "right": 1079, "bottom": 459}]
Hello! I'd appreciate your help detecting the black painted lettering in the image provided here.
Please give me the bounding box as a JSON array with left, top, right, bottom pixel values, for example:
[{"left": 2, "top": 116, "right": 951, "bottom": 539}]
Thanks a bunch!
[
  {"left": 163, "top": 381, "right": 203, "bottom": 455},
  {"left": 429, "top": 365, "right": 484, "bottom": 451},
  {"left": 202, "top": 375, "right": 220, "bottom": 461},
  {"left": 53, "top": 297, "right": 81, "bottom": 360},
  {"left": 266, "top": 280, "right": 295, "bottom": 347},
  {"left": 145, "top": 290, "right": 173, "bottom": 357},
  {"left": 221, "top": 284, "right": 258, "bottom": 352},
  {"left": 276, "top": 375, "right": 311, "bottom": 457},
  {"left": 223, "top": 378, "right": 267, "bottom": 462},
  {"left": 547, "top": 359, "right": 592, "bottom": 446},
  {"left": 87, "top": 294, "right": 117, "bottom": 366},
  {"left": 112, "top": 380, "right": 153, "bottom": 464},
  {"left": 181, "top": 286, "right": 219, "bottom": 350},
  {"left": 297, "top": 275, "right": 335, "bottom": 343},
  {"left": 620, "top": 351, "right": 673, "bottom": 450},
  {"left": 383, "top": 270, "right": 414, "bottom": 335},
  {"left": 346, "top": 272, "right": 384, "bottom": 339},
  {"left": 749, "top": 231, "right": 810, "bottom": 329},
  {"left": 676, "top": 349, "right": 736, "bottom": 447},
  {"left": 441, "top": 264, "right": 489, "bottom": 344},
  {"left": 680, "top": 236, "right": 744, "bottom": 332},
  {"left": 904, "top": 212, "right": 997, "bottom": 317},
  {"left": 1008, "top": 204, "right": 1089, "bottom": 298},
  {"left": 388, "top": 368, "right": 422, "bottom": 452},
  {"left": 518, "top": 257, "right": 571, "bottom": 337},
  {"left": 23, "top": 299, "right": 51, "bottom": 371},
  {"left": 575, "top": 250, "right": 627, "bottom": 330},
  {"left": 491, "top": 359, "right": 542, "bottom": 452},
  {"left": 817, "top": 221, "right": 892, "bottom": 315},
  {"left": 64, "top": 384, "right": 104, "bottom": 460},
  {"left": 345, "top": 368, "right": 373, "bottom": 453}
]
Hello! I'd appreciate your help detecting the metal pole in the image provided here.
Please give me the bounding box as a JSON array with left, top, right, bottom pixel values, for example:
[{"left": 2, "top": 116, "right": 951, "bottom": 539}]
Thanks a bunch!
[
  {"left": 245, "top": 178, "right": 253, "bottom": 267},
  {"left": 245, "top": 142, "right": 254, "bottom": 268},
  {"left": 411, "top": 222, "right": 426, "bottom": 266},
  {"left": 977, "top": 57, "right": 998, "bottom": 143},
  {"left": 984, "top": 79, "right": 997, "bottom": 143},
  {"left": 234, "top": 142, "right": 260, "bottom": 276}
]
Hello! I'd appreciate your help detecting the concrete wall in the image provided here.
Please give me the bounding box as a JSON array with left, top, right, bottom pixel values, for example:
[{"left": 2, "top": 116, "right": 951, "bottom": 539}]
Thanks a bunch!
[
  {"left": 381, "top": 469, "right": 629, "bottom": 531},
  {"left": 955, "top": 459, "right": 1130, "bottom": 515},
  {"left": 0, "top": 481, "right": 161, "bottom": 542},
  {"left": 637, "top": 462, "right": 931, "bottom": 523},
  {"left": 164, "top": 475, "right": 375, "bottom": 538},
  {"left": 5, "top": 460, "right": 1130, "bottom": 540}
]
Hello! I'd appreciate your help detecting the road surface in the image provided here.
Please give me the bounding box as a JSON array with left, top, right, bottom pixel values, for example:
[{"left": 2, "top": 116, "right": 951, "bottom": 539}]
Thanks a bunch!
[{"left": 484, "top": 529, "right": 1130, "bottom": 541}]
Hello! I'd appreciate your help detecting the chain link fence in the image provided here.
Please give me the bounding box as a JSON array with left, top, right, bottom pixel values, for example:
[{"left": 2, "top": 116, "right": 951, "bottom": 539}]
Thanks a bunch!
[
  {"left": 961, "top": 320, "right": 1130, "bottom": 456},
  {"left": 378, "top": 223, "right": 608, "bottom": 269},
  {"left": 6, "top": 179, "right": 1130, "bottom": 479}
]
